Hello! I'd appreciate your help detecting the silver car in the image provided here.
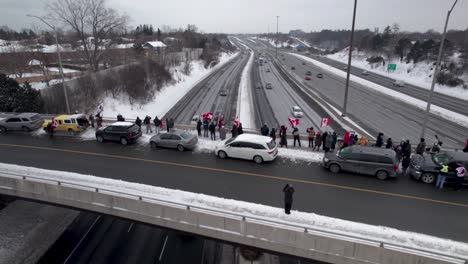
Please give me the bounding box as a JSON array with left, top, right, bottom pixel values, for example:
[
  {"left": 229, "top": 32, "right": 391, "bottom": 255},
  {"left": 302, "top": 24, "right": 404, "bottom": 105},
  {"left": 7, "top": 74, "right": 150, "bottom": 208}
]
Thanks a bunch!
[
  {"left": 150, "top": 130, "right": 198, "bottom": 151},
  {"left": 0, "top": 113, "right": 44, "bottom": 132}
]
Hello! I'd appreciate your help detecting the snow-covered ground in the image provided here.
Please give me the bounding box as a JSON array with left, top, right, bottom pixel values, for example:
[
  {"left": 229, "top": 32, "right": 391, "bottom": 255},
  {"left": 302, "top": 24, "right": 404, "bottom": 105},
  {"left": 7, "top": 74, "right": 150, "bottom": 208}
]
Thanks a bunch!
[
  {"left": 46, "top": 67, "right": 80, "bottom": 73},
  {"left": 327, "top": 49, "right": 468, "bottom": 100},
  {"left": 236, "top": 42, "right": 255, "bottom": 129},
  {"left": 290, "top": 37, "right": 311, "bottom": 48},
  {"left": 1, "top": 162, "right": 467, "bottom": 259},
  {"left": 290, "top": 53, "right": 468, "bottom": 129},
  {"left": 29, "top": 77, "right": 76, "bottom": 90},
  {"left": 101, "top": 52, "right": 238, "bottom": 119}
]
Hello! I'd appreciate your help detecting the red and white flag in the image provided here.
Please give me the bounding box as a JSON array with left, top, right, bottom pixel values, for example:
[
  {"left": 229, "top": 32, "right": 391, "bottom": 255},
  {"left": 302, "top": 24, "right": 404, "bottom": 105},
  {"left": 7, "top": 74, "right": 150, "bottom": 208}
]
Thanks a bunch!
[
  {"left": 51, "top": 119, "right": 58, "bottom": 129},
  {"left": 288, "top": 117, "right": 300, "bottom": 127},
  {"left": 320, "top": 117, "right": 331, "bottom": 128},
  {"left": 201, "top": 112, "right": 213, "bottom": 120},
  {"left": 234, "top": 116, "right": 239, "bottom": 127}
]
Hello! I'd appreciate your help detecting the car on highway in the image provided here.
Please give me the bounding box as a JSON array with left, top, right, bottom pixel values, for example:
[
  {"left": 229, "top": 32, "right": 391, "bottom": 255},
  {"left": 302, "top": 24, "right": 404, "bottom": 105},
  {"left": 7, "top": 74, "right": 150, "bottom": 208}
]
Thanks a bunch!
[
  {"left": 266, "top": 68, "right": 270, "bottom": 72},
  {"left": 322, "top": 146, "right": 399, "bottom": 180},
  {"left": 96, "top": 121, "right": 142, "bottom": 145},
  {"left": 316, "top": 73, "right": 323, "bottom": 78},
  {"left": 150, "top": 130, "right": 198, "bottom": 151},
  {"left": 266, "top": 83, "right": 272, "bottom": 89},
  {"left": 256, "top": 82, "right": 263, "bottom": 89},
  {"left": 305, "top": 76, "right": 311, "bottom": 80},
  {"left": 0, "top": 113, "right": 44, "bottom": 132},
  {"left": 42, "top": 114, "right": 89, "bottom": 135},
  {"left": 343, "top": 66, "right": 348, "bottom": 70},
  {"left": 291, "top": 66, "right": 296, "bottom": 70},
  {"left": 305, "top": 71, "right": 312, "bottom": 76},
  {"left": 362, "top": 70, "right": 369, "bottom": 75},
  {"left": 393, "top": 80, "right": 405, "bottom": 87},
  {"left": 408, "top": 151, "right": 468, "bottom": 184},
  {"left": 219, "top": 90, "right": 227, "bottom": 96},
  {"left": 291, "top": 106, "right": 304, "bottom": 117},
  {"left": 215, "top": 134, "right": 278, "bottom": 164},
  {"left": 302, "top": 62, "right": 306, "bottom": 65}
]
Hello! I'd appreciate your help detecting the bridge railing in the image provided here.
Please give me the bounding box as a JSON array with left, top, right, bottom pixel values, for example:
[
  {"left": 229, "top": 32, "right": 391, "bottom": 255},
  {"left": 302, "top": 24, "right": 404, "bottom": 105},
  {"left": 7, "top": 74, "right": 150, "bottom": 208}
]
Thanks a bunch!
[{"left": 0, "top": 170, "right": 465, "bottom": 264}]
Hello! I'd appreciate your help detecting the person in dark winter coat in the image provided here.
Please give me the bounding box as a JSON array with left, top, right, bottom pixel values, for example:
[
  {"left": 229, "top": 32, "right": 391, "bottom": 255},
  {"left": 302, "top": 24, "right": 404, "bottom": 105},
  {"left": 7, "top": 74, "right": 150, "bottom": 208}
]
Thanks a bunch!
[
  {"left": 169, "top": 118, "right": 174, "bottom": 130},
  {"left": 375, "top": 132, "right": 384, "bottom": 148},
  {"left": 117, "top": 114, "right": 125, "bottom": 122},
  {"left": 283, "top": 184, "right": 295, "bottom": 215},
  {"left": 270, "top": 128, "right": 277, "bottom": 142},
  {"left": 154, "top": 116, "right": 161, "bottom": 134},
  {"left": 416, "top": 138, "right": 426, "bottom": 155},
  {"left": 89, "top": 114, "right": 95, "bottom": 128},
  {"left": 143, "top": 116, "right": 152, "bottom": 133},
  {"left": 385, "top": 138, "right": 393, "bottom": 149},
  {"left": 403, "top": 139, "right": 411, "bottom": 158},
  {"left": 313, "top": 131, "right": 322, "bottom": 151},
  {"left": 165, "top": 118, "right": 170, "bottom": 132},
  {"left": 306, "top": 127, "right": 315, "bottom": 148},
  {"left": 196, "top": 119, "right": 202, "bottom": 137},
  {"left": 292, "top": 127, "right": 301, "bottom": 147},
  {"left": 231, "top": 125, "right": 239, "bottom": 138},
  {"left": 322, "top": 132, "right": 328, "bottom": 151},
  {"left": 237, "top": 123, "right": 244, "bottom": 135},
  {"left": 348, "top": 133, "right": 354, "bottom": 146},
  {"left": 261, "top": 124, "right": 269, "bottom": 136},
  {"left": 219, "top": 125, "right": 227, "bottom": 140},
  {"left": 203, "top": 119, "right": 209, "bottom": 137},
  {"left": 135, "top": 116, "right": 142, "bottom": 128},
  {"left": 325, "top": 132, "right": 333, "bottom": 152},
  {"left": 401, "top": 155, "right": 411, "bottom": 175},
  {"left": 209, "top": 121, "right": 216, "bottom": 140},
  {"left": 279, "top": 125, "right": 287, "bottom": 147},
  {"left": 331, "top": 132, "right": 338, "bottom": 150}
]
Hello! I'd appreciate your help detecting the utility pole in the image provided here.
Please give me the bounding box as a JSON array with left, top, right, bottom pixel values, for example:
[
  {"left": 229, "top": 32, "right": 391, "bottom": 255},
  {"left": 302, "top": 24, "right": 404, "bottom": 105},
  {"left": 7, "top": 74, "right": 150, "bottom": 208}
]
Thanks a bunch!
[
  {"left": 27, "top": 14, "right": 71, "bottom": 114},
  {"left": 342, "top": 0, "right": 357, "bottom": 117},
  {"left": 420, "top": 0, "right": 458, "bottom": 138},
  {"left": 276, "top": 16, "right": 279, "bottom": 58}
]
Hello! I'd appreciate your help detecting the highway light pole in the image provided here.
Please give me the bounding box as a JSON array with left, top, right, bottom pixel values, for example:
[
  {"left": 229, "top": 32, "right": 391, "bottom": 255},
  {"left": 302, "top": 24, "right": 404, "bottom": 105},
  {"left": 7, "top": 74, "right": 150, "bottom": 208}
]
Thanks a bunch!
[
  {"left": 27, "top": 14, "right": 71, "bottom": 114},
  {"left": 276, "top": 16, "right": 279, "bottom": 58},
  {"left": 342, "top": 0, "right": 357, "bottom": 117},
  {"left": 420, "top": 0, "right": 458, "bottom": 138}
]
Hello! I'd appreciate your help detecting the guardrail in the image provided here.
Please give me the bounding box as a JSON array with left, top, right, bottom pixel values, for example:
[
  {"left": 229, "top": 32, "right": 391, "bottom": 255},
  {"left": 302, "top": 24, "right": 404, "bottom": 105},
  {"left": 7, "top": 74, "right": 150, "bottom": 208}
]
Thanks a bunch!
[{"left": 0, "top": 171, "right": 465, "bottom": 264}]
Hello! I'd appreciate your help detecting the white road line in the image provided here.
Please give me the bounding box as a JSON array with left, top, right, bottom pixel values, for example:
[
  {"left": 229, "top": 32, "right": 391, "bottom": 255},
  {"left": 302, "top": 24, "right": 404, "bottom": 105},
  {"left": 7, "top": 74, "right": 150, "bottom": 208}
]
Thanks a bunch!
[
  {"left": 64, "top": 215, "right": 101, "bottom": 264},
  {"left": 158, "top": 235, "right": 169, "bottom": 262},
  {"left": 127, "top": 222, "right": 134, "bottom": 233}
]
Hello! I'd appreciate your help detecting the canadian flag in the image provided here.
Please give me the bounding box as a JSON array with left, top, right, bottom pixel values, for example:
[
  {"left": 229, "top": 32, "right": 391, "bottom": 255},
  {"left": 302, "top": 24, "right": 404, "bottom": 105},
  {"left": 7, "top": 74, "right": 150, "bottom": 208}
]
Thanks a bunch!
[
  {"left": 320, "top": 117, "right": 331, "bottom": 128},
  {"left": 201, "top": 112, "right": 213, "bottom": 120},
  {"left": 51, "top": 119, "right": 58, "bottom": 129},
  {"left": 159, "top": 120, "right": 163, "bottom": 128},
  {"left": 288, "top": 117, "right": 300, "bottom": 127},
  {"left": 234, "top": 116, "right": 239, "bottom": 127}
]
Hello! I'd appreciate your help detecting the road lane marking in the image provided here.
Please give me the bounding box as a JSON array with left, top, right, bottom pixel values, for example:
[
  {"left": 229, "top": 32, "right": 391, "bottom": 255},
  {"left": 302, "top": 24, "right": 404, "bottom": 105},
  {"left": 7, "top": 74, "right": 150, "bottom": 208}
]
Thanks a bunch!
[
  {"left": 1, "top": 142, "right": 468, "bottom": 209},
  {"left": 159, "top": 235, "right": 169, "bottom": 261},
  {"left": 64, "top": 215, "right": 101, "bottom": 264},
  {"left": 127, "top": 222, "right": 134, "bottom": 233}
]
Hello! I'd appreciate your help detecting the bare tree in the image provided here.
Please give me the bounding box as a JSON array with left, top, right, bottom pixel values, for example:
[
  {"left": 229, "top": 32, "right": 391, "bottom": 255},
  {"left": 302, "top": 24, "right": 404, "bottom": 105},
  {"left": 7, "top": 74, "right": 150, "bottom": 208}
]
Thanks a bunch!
[{"left": 48, "top": 0, "right": 128, "bottom": 71}]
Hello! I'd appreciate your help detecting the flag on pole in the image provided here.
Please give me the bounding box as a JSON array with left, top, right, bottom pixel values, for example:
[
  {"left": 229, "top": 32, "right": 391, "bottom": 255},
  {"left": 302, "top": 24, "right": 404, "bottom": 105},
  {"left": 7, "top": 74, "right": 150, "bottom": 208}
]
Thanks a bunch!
[
  {"left": 320, "top": 117, "right": 331, "bottom": 128},
  {"left": 288, "top": 117, "right": 300, "bottom": 127},
  {"left": 51, "top": 118, "right": 58, "bottom": 129},
  {"left": 234, "top": 116, "right": 239, "bottom": 127},
  {"left": 201, "top": 112, "right": 213, "bottom": 120}
]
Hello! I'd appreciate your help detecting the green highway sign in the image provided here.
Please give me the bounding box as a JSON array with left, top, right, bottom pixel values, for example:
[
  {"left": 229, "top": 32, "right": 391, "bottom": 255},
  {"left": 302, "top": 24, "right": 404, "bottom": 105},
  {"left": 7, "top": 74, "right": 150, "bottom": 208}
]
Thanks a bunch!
[{"left": 387, "top": 64, "right": 397, "bottom": 71}]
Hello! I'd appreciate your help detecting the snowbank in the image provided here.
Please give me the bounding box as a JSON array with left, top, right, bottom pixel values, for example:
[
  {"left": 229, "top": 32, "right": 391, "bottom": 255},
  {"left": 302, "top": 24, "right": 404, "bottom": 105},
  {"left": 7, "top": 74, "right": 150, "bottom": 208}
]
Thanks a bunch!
[
  {"left": 237, "top": 45, "right": 255, "bottom": 129},
  {"left": 101, "top": 52, "right": 238, "bottom": 119},
  {"left": 291, "top": 37, "right": 311, "bottom": 48},
  {"left": 290, "top": 53, "right": 468, "bottom": 128},
  {"left": 327, "top": 49, "right": 468, "bottom": 100},
  {"left": 1, "top": 162, "right": 467, "bottom": 259}
]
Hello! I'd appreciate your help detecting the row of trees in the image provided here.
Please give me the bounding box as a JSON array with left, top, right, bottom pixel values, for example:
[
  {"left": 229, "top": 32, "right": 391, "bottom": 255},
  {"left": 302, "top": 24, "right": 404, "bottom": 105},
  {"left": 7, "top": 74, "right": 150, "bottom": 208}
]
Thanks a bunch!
[
  {"left": 0, "top": 26, "right": 37, "bottom": 41},
  {"left": 0, "top": 74, "right": 44, "bottom": 112}
]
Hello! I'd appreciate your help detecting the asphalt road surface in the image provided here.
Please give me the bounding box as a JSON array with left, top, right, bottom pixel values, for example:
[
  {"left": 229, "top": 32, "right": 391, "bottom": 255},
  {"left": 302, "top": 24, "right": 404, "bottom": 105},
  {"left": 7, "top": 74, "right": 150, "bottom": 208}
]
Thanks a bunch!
[
  {"left": 164, "top": 41, "right": 250, "bottom": 126},
  {"left": 1, "top": 133, "right": 468, "bottom": 245},
  {"left": 38, "top": 211, "right": 323, "bottom": 264}
]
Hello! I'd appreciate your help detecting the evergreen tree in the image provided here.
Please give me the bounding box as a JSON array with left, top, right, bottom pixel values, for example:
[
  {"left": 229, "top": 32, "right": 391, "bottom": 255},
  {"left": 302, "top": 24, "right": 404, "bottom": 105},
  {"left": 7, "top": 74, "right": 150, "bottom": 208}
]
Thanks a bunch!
[{"left": 0, "top": 74, "right": 44, "bottom": 112}]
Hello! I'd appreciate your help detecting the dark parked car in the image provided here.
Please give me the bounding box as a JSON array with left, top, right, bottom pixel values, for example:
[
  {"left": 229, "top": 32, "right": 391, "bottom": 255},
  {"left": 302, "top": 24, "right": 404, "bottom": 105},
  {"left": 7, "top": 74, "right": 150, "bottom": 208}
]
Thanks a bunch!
[
  {"left": 96, "top": 121, "right": 142, "bottom": 145},
  {"left": 316, "top": 73, "right": 323, "bottom": 78},
  {"left": 219, "top": 90, "right": 227, "bottom": 96},
  {"left": 409, "top": 151, "right": 468, "bottom": 184},
  {"left": 150, "top": 130, "right": 198, "bottom": 151},
  {"left": 305, "top": 71, "right": 312, "bottom": 76},
  {"left": 265, "top": 83, "right": 272, "bottom": 89},
  {"left": 291, "top": 66, "right": 296, "bottom": 70},
  {"left": 322, "top": 145, "right": 399, "bottom": 180},
  {"left": 0, "top": 113, "right": 44, "bottom": 132},
  {"left": 256, "top": 82, "right": 263, "bottom": 89}
]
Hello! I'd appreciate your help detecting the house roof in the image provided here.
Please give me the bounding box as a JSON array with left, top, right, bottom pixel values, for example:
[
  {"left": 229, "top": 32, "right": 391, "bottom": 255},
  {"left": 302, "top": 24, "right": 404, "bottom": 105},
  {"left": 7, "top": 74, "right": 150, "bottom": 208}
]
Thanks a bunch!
[{"left": 144, "top": 41, "right": 167, "bottom": 48}]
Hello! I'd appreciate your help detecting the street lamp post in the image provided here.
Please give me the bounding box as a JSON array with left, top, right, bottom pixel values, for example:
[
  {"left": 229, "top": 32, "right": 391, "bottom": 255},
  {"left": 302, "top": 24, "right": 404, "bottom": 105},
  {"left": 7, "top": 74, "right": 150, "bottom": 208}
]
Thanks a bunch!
[
  {"left": 27, "top": 14, "right": 71, "bottom": 114},
  {"left": 420, "top": 0, "right": 458, "bottom": 138},
  {"left": 276, "top": 16, "right": 279, "bottom": 58},
  {"left": 342, "top": 0, "right": 357, "bottom": 117}
]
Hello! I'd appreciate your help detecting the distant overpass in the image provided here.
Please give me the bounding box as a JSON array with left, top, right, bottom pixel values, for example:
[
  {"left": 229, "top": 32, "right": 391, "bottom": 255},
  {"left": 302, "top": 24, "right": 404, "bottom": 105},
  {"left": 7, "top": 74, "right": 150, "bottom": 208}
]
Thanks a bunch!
[{"left": 0, "top": 170, "right": 464, "bottom": 264}]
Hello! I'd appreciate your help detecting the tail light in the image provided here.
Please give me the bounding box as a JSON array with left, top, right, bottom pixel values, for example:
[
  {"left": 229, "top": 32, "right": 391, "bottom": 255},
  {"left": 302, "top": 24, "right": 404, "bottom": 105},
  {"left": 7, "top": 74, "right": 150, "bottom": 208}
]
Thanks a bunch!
[
  {"left": 128, "top": 133, "right": 132, "bottom": 137},
  {"left": 268, "top": 149, "right": 276, "bottom": 155},
  {"left": 187, "top": 139, "right": 193, "bottom": 144},
  {"left": 394, "top": 165, "right": 398, "bottom": 171}
]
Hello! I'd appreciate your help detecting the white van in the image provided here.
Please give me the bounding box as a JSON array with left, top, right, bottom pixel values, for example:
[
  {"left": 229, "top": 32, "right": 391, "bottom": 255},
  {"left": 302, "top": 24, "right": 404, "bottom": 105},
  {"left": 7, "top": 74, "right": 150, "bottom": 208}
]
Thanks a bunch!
[
  {"left": 215, "top": 134, "right": 278, "bottom": 164},
  {"left": 393, "top": 80, "right": 405, "bottom": 87}
]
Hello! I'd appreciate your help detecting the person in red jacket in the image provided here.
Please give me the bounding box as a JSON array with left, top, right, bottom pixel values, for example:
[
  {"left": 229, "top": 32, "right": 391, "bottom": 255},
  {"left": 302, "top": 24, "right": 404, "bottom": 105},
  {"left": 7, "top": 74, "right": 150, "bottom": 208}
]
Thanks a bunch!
[{"left": 342, "top": 131, "right": 350, "bottom": 149}]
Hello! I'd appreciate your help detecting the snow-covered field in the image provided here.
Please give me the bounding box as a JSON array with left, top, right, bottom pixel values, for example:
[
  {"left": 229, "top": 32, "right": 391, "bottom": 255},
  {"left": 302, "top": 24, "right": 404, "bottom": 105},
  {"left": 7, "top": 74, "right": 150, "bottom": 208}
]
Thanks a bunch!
[
  {"left": 1, "top": 162, "right": 467, "bottom": 259},
  {"left": 101, "top": 52, "right": 238, "bottom": 119},
  {"left": 290, "top": 37, "right": 311, "bottom": 48},
  {"left": 327, "top": 49, "right": 468, "bottom": 100},
  {"left": 290, "top": 53, "right": 468, "bottom": 128}
]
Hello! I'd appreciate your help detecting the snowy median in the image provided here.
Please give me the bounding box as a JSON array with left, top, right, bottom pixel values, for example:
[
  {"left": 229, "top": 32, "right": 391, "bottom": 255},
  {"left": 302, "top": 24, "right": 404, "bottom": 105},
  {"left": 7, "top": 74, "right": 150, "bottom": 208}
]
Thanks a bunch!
[
  {"left": 290, "top": 53, "right": 468, "bottom": 128},
  {"left": 1, "top": 162, "right": 467, "bottom": 259},
  {"left": 235, "top": 39, "right": 255, "bottom": 129}
]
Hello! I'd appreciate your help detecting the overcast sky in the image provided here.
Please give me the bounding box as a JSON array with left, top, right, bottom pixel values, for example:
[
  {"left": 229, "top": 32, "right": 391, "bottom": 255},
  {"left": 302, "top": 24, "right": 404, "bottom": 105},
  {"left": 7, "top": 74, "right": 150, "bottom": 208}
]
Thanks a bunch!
[{"left": 2, "top": 0, "right": 467, "bottom": 34}]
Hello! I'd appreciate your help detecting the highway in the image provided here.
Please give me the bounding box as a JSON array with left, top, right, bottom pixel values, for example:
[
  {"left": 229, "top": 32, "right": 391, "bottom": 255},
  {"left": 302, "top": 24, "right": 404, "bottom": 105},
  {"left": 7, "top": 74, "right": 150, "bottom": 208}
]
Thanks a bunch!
[
  {"left": 1, "top": 133, "right": 468, "bottom": 244},
  {"left": 164, "top": 41, "right": 250, "bottom": 126}
]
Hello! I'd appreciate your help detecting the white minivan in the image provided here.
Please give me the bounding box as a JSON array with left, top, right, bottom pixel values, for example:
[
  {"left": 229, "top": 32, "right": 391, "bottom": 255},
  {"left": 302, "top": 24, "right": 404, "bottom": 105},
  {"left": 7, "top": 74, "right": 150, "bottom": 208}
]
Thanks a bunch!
[{"left": 215, "top": 134, "right": 278, "bottom": 164}]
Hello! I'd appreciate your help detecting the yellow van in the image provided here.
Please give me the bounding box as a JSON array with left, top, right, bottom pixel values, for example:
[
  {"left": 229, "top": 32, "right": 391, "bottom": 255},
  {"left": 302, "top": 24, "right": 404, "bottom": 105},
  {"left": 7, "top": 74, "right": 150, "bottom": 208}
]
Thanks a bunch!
[{"left": 42, "top": 114, "right": 89, "bottom": 135}]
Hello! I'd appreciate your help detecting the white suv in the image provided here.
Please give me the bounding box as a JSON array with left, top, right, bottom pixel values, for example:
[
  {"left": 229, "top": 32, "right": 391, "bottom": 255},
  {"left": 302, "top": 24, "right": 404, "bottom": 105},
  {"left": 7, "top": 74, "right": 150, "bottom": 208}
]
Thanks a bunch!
[
  {"left": 292, "top": 106, "right": 304, "bottom": 117},
  {"left": 215, "top": 134, "right": 278, "bottom": 164}
]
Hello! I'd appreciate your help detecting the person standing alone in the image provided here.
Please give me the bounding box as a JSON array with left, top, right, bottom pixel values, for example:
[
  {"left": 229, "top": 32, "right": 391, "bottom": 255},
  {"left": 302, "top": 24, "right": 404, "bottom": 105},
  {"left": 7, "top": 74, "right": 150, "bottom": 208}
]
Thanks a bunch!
[
  {"left": 282, "top": 184, "right": 295, "bottom": 215},
  {"left": 454, "top": 163, "right": 466, "bottom": 191}
]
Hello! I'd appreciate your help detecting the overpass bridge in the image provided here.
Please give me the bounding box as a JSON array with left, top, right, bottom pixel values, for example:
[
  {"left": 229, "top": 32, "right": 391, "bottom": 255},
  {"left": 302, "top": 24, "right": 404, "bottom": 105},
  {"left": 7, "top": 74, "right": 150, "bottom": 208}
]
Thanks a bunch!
[{"left": 0, "top": 168, "right": 465, "bottom": 264}]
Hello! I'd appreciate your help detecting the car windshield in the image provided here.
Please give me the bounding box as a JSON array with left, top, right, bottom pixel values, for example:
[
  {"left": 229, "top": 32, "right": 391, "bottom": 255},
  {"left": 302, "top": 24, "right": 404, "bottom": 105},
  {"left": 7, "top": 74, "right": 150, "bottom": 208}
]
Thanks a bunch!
[
  {"left": 180, "top": 132, "right": 192, "bottom": 139},
  {"left": 29, "top": 114, "right": 41, "bottom": 121},
  {"left": 432, "top": 153, "right": 450, "bottom": 165},
  {"left": 338, "top": 147, "right": 352, "bottom": 158},
  {"left": 293, "top": 108, "right": 301, "bottom": 112}
]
